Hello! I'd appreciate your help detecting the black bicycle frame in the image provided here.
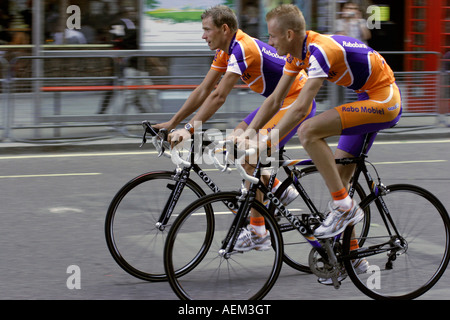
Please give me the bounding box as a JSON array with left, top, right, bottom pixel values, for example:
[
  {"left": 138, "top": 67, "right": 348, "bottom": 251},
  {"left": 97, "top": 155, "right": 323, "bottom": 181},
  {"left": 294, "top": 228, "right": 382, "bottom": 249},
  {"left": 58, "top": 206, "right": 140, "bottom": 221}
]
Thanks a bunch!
[
  {"left": 152, "top": 132, "right": 281, "bottom": 230},
  {"left": 222, "top": 131, "right": 401, "bottom": 264},
  {"left": 222, "top": 156, "right": 330, "bottom": 261}
]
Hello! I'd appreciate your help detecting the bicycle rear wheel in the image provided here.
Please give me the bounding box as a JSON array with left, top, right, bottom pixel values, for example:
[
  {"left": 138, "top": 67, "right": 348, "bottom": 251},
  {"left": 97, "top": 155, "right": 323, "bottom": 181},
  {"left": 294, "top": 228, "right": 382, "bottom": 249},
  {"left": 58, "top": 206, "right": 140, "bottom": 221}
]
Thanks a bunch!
[
  {"left": 105, "top": 171, "right": 208, "bottom": 281},
  {"left": 274, "top": 166, "right": 369, "bottom": 273},
  {"left": 343, "top": 184, "right": 450, "bottom": 299},
  {"left": 164, "top": 191, "right": 283, "bottom": 300}
]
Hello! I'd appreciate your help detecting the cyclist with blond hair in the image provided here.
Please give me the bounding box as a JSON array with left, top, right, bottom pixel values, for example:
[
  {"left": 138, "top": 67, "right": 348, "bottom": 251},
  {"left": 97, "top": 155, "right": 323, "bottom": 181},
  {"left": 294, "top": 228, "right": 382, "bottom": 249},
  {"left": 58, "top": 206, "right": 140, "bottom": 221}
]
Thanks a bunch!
[{"left": 238, "top": 4, "right": 401, "bottom": 241}]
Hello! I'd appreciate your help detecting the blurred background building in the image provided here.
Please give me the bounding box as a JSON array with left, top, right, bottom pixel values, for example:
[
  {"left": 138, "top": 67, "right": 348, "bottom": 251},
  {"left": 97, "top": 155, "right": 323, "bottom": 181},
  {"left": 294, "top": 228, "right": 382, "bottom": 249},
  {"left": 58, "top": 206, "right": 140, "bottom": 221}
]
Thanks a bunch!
[
  {"left": 0, "top": 0, "right": 448, "bottom": 142},
  {"left": 0, "top": 0, "right": 447, "bottom": 69},
  {"left": 0, "top": 0, "right": 450, "bottom": 68}
]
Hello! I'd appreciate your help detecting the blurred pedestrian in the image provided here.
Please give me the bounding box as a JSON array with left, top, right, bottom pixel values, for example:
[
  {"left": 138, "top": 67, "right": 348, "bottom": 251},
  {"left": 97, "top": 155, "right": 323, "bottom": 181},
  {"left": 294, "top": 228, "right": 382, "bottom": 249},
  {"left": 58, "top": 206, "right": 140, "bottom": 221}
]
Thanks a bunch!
[
  {"left": 336, "top": 1, "right": 371, "bottom": 44},
  {"left": 98, "top": 8, "right": 164, "bottom": 114},
  {"left": 335, "top": 1, "right": 371, "bottom": 104}
]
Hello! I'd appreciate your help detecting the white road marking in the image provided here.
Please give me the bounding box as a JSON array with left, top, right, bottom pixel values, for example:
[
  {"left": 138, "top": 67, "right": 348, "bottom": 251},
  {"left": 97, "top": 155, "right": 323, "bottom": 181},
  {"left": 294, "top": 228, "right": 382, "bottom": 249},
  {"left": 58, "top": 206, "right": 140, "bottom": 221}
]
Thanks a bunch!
[
  {"left": 0, "top": 139, "right": 449, "bottom": 160},
  {"left": 0, "top": 139, "right": 447, "bottom": 178},
  {"left": 0, "top": 173, "right": 102, "bottom": 179}
]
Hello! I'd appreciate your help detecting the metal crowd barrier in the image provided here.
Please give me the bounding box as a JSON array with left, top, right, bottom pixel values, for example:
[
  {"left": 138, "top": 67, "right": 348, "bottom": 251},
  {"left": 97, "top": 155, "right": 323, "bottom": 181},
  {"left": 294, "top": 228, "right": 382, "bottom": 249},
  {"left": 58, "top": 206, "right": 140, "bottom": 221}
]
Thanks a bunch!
[
  {"left": 0, "top": 57, "right": 8, "bottom": 141},
  {"left": 0, "top": 51, "right": 448, "bottom": 143},
  {"left": 6, "top": 55, "right": 120, "bottom": 142},
  {"left": 4, "top": 53, "right": 262, "bottom": 142}
]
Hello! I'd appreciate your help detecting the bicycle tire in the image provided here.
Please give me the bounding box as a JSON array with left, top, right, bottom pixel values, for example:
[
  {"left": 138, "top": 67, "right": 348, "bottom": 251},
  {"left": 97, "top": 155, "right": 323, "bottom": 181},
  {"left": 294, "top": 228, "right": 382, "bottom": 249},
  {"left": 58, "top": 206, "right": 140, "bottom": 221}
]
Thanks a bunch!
[
  {"left": 273, "top": 166, "right": 369, "bottom": 273},
  {"left": 164, "top": 191, "right": 284, "bottom": 300},
  {"left": 343, "top": 184, "right": 450, "bottom": 299},
  {"left": 105, "top": 171, "right": 210, "bottom": 282}
]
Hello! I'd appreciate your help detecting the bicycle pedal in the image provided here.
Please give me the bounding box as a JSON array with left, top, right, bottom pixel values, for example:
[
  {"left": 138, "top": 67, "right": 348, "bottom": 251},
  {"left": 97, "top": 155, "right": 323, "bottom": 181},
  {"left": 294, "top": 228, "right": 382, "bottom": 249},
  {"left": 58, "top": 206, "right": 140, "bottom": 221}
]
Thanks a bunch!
[
  {"left": 302, "top": 214, "right": 321, "bottom": 230},
  {"left": 331, "top": 276, "right": 341, "bottom": 289}
]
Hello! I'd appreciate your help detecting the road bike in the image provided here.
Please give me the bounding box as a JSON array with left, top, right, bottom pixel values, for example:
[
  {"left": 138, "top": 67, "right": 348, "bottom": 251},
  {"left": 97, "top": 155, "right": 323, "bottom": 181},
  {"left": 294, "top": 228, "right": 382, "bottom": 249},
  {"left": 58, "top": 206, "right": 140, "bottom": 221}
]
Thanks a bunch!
[
  {"left": 163, "top": 133, "right": 450, "bottom": 300},
  {"left": 105, "top": 121, "right": 366, "bottom": 281}
]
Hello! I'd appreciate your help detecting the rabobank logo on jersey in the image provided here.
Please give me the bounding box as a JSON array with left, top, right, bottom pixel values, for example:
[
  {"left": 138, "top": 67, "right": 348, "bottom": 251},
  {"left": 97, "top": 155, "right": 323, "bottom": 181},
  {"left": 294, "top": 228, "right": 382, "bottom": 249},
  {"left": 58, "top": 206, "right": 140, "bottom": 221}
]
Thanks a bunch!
[
  {"left": 342, "top": 41, "right": 368, "bottom": 49},
  {"left": 262, "top": 47, "right": 286, "bottom": 61}
]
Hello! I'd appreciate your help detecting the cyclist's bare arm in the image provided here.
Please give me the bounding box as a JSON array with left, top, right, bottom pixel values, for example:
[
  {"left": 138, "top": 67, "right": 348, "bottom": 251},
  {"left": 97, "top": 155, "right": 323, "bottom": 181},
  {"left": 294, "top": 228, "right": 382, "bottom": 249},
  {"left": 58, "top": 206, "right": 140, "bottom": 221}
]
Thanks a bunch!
[
  {"left": 168, "top": 71, "right": 241, "bottom": 148},
  {"left": 266, "top": 77, "right": 324, "bottom": 147},
  {"left": 154, "top": 69, "right": 222, "bottom": 131},
  {"left": 188, "top": 71, "right": 241, "bottom": 128},
  {"left": 241, "top": 74, "right": 296, "bottom": 140}
]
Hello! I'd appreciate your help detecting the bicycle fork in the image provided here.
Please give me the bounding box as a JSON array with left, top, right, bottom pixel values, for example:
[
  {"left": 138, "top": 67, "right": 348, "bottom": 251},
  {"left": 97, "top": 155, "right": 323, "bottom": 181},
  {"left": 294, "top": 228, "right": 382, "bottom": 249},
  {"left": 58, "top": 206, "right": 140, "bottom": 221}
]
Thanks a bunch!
[
  {"left": 155, "top": 167, "right": 190, "bottom": 231},
  {"left": 218, "top": 184, "right": 253, "bottom": 258}
]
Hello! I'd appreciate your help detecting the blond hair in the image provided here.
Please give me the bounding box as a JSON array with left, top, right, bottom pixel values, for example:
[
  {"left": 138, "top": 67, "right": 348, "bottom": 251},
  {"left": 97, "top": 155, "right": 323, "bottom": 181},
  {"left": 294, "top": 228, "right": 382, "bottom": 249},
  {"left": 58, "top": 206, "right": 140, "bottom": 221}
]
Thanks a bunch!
[
  {"left": 201, "top": 5, "right": 238, "bottom": 33},
  {"left": 266, "top": 4, "right": 306, "bottom": 34}
]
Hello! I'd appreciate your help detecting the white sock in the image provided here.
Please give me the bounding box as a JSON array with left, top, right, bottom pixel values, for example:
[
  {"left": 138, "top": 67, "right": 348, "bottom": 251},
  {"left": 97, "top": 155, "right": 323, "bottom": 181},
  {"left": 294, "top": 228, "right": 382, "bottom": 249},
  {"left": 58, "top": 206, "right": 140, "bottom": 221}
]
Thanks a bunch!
[
  {"left": 333, "top": 195, "right": 353, "bottom": 211},
  {"left": 252, "top": 224, "right": 266, "bottom": 235}
]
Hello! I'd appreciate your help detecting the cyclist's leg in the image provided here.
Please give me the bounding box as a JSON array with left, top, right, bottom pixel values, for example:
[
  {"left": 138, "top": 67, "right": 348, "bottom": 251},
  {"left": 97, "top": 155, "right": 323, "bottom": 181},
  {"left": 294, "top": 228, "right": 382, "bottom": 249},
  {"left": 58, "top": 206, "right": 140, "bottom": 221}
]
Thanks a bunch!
[
  {"left": 237, "top": 98, "right": 316, "bottom": 244},
  {"left": 227, "top": 113, "right": 269, "bottom": 237},
  {"left": 335, "top": 133, "right": 378, "bottom": 188},
  {"left": 259, "top": 98, "right": 317, "bottom": 204},
  {"left": 249, "top": 98, "right": 316, "bottom": 178},
  {"left": 261, "top": 98, "right": 316, "bottom": 148},
  {"left": 333, "top": 136, "right": 377, "bottom": 256},
  {"left": 298, "top": 108, "right": 346, "bottom": 204},
  {"left": 335, "top": 83, "right": 402, "bottom": 185},
  {"left": 299, "top": 83, "right": 402, "bottom": 238}
]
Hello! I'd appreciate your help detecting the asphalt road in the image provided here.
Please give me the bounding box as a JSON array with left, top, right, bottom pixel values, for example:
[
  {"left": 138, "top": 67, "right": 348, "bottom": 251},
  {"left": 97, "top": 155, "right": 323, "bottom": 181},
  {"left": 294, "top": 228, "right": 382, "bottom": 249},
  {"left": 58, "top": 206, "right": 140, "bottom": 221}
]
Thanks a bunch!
[{"left": 1, "top": 137, "right": 449, "bottom": 301}]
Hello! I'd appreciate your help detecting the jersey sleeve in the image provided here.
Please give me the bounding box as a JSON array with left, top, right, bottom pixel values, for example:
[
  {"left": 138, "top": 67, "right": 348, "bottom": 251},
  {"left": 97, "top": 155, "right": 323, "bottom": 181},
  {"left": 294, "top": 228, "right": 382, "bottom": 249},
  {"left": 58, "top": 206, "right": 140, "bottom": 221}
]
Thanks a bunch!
[
  {"left": 283, "top": 54, "right": 302, "bottom": 77},
  {"left": 210, "top": 50, "right": 228, "bottom": 73},
  {"left": 226, "top": 53, "right": 243, "bottom": 76},
  {"left": 226, "top": 41, "right": 250, "bottom": 76},
  {"left": 307, "top": 46, "right": 329, "bottom": 79}
]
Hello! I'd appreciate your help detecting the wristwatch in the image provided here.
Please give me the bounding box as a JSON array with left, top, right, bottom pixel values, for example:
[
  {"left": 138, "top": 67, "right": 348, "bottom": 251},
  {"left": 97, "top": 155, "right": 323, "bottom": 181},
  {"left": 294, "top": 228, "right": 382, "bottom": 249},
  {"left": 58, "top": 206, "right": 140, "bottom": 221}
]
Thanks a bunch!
[{"left": 184, "top": 123, "right": 194, "bottom": 134}]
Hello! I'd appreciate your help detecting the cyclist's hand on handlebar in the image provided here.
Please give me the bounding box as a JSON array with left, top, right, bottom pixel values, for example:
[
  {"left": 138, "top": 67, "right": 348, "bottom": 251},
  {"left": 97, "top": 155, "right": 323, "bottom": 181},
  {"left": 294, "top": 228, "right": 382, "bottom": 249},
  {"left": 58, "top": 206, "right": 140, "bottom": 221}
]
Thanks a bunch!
[
  {"left": 236, "top": 136, "right": 258, "bottom": 152},
  {"left": 169, "top": 128, "right": 191, "bottom": 149},
  {"left": 153, "top": 121, "right": 175, "bottom": 131},
  {"left": 235, "top": 133, "right": 269, "bottom": 155},
  {"left": 225, "top": 132, "right": 240, "bottom": 145}
]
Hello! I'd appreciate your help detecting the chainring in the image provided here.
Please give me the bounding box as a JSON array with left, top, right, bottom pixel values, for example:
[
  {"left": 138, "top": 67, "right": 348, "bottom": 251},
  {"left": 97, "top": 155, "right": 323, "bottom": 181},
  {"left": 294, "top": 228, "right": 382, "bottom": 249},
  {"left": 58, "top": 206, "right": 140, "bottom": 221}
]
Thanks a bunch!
[{"left": 308, "top": 242, "right": 345, "bottom": 279}]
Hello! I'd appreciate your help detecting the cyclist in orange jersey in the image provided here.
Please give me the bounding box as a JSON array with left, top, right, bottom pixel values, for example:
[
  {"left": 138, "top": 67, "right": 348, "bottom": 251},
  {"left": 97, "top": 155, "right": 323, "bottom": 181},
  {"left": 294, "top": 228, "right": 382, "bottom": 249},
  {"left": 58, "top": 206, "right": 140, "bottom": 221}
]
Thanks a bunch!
[
  {"left": 237, "top": 4, "right": 401, "bottom": 243},
  {"left": 154, "top": 5, "right": 316, "bottom": 251}
]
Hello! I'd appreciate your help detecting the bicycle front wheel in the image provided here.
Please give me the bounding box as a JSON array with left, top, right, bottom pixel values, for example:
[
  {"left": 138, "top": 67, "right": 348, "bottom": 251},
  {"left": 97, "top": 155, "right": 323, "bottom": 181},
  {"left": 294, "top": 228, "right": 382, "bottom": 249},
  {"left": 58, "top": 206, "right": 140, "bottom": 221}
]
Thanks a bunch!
[
  {"left": 105, "top": 171, "right": 208, "bottom": 282},
  {"left": 164, "top": 191, "right": 284, "bottom": 300},
  {"left": 343, "top": 184, "right": 450, "bottom": 299}
]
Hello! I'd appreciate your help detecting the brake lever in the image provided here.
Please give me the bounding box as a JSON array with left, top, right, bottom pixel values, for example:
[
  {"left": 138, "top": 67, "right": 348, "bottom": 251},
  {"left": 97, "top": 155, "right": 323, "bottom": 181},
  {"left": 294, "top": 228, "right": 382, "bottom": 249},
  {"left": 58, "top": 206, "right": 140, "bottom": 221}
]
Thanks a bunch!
[
  {"left": 157, "top": 128, "right": 169, "bottom": 157},
  {"left": 140, "top": 128, "right": 148, "bottom": 148},
  {"left": 222, "top": 149, "right": 231, "bottom": 172},
  {"left": 140, "top": 121, "right": 157, "bottom": 148}
]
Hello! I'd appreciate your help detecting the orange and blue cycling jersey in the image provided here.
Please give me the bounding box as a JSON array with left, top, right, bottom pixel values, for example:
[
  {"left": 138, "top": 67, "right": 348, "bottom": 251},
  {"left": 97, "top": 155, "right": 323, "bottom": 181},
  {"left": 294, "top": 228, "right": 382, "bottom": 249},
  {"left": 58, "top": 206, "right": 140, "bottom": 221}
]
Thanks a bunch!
[
  {"left": 284, "top": 31, "right": 396, "bottom": 92},
  {"left": 284, "top": 30, "right": 402, "bottom": 155},
  {"left": 211, "top": 30, "right": 308, "bottom": 98},
  {"left": 211, "top": 29, "right": 315, "bottom": 147}
]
